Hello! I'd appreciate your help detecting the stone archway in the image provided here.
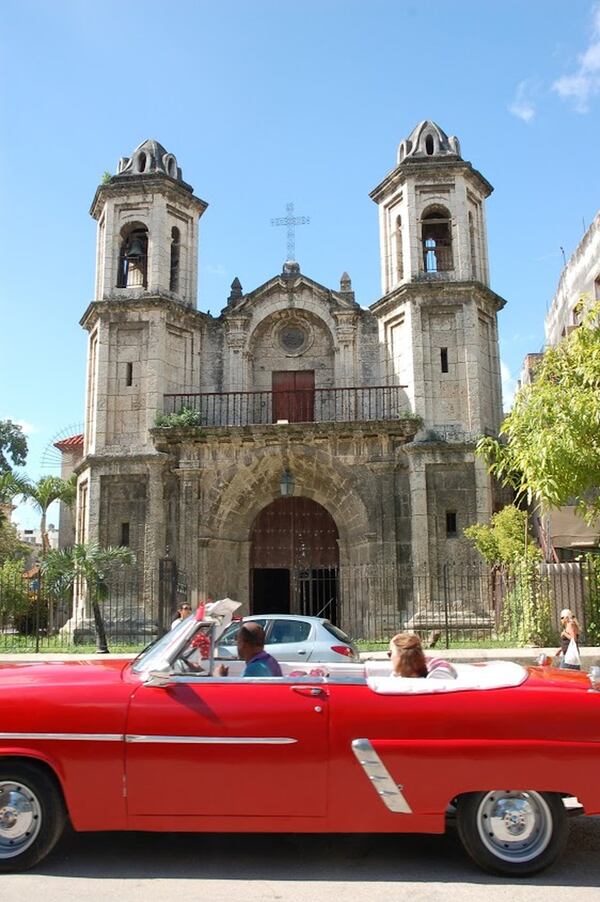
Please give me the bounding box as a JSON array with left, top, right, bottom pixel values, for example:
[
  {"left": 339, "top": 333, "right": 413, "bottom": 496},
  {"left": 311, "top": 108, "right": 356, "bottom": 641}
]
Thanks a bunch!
[{"left": 250, "top": 497, "right": 339, "bottom": 621}]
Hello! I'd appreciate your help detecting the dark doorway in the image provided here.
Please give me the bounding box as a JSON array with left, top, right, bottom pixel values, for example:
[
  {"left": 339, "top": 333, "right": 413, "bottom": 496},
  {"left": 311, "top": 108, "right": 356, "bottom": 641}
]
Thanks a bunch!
[
  {"left": 252, "top": 569, "right": 290, "bottom": 615},
  {"left": 250, "top": 497, "right": 340, "bottom": 622},
  {"left": 272, "top": 370, "right": 315, "bottom": 422}
]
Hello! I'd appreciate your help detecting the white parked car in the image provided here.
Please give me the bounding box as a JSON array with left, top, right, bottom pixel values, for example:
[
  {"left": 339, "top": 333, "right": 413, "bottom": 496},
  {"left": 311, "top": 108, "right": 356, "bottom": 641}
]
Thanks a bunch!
[{"left": 215, "top": 614, "right": 360, "bottom": 663}]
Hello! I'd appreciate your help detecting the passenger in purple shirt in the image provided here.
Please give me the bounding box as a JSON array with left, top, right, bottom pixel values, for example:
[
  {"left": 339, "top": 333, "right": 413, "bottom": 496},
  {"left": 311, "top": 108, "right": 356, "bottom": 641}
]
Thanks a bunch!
[{"left": 216, "top": 622, "right": 282, "bottom": 678}]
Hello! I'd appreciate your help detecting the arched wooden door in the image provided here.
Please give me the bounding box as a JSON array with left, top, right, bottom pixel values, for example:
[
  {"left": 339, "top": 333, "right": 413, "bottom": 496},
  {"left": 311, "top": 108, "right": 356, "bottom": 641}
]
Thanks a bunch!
[{"left": 250, "top": 497, "right": 339, "bottom": 622}]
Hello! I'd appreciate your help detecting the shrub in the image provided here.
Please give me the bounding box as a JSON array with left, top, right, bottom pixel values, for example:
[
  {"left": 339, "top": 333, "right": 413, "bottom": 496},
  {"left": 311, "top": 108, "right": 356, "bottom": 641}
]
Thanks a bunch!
[
  {"left": 0, "top": 561, "right": 48, "bottom": 634},
  {"left": 155, "top": 407, "right": 205, "bottom": 430},
  {"left": 582, "top": 554, "right": 600, "bottom": 644},
  {"left": 500, "top": 563, "right": 556, "bottom": 646}
]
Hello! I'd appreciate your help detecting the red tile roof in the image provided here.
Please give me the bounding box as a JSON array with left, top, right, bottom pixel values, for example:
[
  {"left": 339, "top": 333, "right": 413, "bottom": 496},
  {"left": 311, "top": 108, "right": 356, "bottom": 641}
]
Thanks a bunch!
[{"left": 54, "top": 434, "right": 84, "bottom": 452}]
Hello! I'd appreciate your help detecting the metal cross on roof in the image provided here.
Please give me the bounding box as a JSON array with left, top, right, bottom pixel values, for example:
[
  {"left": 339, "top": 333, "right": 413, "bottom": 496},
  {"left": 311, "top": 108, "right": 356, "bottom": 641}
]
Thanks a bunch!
[{"left": 271, "top": 202, "right": 310, "bottom": 262}]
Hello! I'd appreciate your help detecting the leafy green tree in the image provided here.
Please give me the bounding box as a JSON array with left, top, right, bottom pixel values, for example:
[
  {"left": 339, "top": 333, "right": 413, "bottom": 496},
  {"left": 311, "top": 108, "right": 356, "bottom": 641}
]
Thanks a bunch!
[
  {"left": 41, "top": 542, "right": 136, "bottom": 652},
  {"left": 464, "top": 505, "right": 541, "bottom": 566},
  {"left": 0, "top": 559, "right": 30, "bottom": 622},
  {"left": 0, "top": 420, "right": 27, "bottom": 473},
  {"left": 464, "top": 506, "right": 551, "bottom": 646},
  {"left": 477, "top": 301, "right": 600, "bottom": 523},
  {"left": 0, "top": 470, "right": 31, "bottom": 525},
  {"left": 0, "top": 520, "right": 29, "bottom": 566},
  {"left": 22, "top": 475, "right": 77, "bottom": 555}
]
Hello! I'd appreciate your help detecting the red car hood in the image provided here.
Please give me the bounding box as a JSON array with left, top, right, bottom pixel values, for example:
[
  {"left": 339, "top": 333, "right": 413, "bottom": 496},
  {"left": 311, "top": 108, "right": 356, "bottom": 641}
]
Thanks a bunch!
[{"left": 0, "top": 657, "right": 130, "bottom": 687}]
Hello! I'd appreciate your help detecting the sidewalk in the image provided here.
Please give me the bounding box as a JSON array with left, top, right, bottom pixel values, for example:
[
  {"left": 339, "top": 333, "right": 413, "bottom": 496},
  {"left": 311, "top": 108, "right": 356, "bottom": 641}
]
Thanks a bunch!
[{"left": 0, "top": 648, "right": 599, "bottom": 665}]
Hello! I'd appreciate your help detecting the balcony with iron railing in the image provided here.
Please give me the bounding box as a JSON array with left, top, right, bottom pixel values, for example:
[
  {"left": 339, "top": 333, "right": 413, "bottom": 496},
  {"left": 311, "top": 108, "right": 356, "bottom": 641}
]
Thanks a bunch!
[{"left": 163, "top": 385, "right": 408, "bottom": 428}]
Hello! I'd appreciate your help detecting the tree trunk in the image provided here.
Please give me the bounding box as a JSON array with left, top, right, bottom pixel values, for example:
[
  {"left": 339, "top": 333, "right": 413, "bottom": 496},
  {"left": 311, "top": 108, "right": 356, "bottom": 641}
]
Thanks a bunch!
[
  {"left": 89, "top": 587, "right": 110, "bottom": 653},
  {"left": 40, "top": 510, "right": 49, "bottom": 556}
]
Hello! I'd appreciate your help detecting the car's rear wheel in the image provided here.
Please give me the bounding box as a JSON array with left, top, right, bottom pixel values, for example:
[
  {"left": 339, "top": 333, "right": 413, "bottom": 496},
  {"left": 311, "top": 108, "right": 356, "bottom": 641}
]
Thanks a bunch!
[
  {"left": 0, "top": 762, "right": 66, "bottom": 872},
  {"left": 456, "top": 790, "right": 568, "bottom": 876}
]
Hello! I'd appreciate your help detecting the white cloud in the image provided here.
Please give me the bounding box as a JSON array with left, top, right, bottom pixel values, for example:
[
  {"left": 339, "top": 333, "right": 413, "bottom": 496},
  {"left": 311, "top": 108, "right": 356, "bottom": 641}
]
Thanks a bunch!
[
  {"left": 501, "top": 360, "right": 518, "bottom": 410},
  {"left": 552, "top": 2, "right": 600, "bottom": 112},
  {"left": 509, "top": 80, "right": 537, "bottom": 122},
  {"left": 2, "top": 418, "right": 37, "bottom": 436}
]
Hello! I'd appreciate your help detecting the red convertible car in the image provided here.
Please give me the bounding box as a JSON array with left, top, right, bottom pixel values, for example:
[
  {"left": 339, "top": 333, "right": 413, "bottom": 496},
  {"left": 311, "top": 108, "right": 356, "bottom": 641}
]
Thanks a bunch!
[{"left": 0, "top": 600, "right": 599, "bottom": 877}]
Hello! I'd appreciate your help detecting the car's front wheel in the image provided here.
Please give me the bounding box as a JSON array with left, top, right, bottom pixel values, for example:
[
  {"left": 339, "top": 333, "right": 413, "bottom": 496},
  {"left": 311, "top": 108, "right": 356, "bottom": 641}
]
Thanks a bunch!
[
  {"left": 0, "top": 762, "right": 66, "bottom": 872},
  {"left": 456, "top": 790, "right": 568, "bottom": 876}
]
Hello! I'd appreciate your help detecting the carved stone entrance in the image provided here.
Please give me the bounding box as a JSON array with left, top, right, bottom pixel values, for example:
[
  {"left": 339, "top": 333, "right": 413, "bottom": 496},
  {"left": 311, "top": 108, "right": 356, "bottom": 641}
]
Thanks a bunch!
[{"left": 250, "top": 497, "right": 339, "bottom": 621}]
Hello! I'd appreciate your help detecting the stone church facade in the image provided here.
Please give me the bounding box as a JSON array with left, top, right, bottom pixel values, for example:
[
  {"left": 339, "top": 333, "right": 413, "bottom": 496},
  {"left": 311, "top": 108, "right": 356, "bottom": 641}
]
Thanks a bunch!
[{"left": 74, "top": 121, "right": 505, "bottom": 629}]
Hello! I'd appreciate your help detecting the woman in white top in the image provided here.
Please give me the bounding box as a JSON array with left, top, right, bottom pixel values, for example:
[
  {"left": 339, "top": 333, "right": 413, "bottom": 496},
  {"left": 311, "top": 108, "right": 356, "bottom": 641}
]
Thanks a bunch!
[{"left": 171, "top": 602, "right": 193, "bottom": 630}]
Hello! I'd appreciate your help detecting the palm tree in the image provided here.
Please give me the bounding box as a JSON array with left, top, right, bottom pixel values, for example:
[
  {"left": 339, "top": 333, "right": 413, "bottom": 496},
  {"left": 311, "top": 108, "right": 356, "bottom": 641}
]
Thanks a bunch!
[
  {"left": 22, "top": 475, "right": 77, "bottom": 554},
  {"left": 0, "top": 470, "right": 30, "bottom": 525},
  {"left": 41, "top": 542, "right": 136, "bottom": 652}
]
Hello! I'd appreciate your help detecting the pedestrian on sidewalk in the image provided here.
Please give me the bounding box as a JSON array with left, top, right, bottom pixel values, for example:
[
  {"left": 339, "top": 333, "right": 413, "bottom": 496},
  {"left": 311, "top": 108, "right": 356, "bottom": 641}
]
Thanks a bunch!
[{"left": 555, "top": 608, "right": 581, "bottom": 670}]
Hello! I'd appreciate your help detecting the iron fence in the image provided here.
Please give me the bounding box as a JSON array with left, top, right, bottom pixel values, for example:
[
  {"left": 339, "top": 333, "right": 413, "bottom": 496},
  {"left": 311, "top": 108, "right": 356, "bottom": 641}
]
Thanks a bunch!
[
  {"left": 163, "top": 385, "right": 405, "bottom": 427},
  {"left": 0, "top": 561, "right": 188, "bottom": 652},
  {"left": 0, "top": 558, "right": 598, "bottom": 651}
]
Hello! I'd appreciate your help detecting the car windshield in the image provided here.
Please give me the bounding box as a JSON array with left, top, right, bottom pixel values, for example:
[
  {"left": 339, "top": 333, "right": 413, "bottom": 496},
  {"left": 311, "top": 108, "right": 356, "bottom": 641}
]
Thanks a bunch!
[
  {"left": 131, "top": 616, "right": 199, "bottom": 674},
  {"left": 132, "top": 598, "right": 242, "bottom": 674}
]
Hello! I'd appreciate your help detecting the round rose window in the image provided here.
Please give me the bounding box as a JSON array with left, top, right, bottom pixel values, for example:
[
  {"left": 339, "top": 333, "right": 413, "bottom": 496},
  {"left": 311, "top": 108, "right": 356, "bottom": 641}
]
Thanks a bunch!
[{"left": 280, "top": 325, "right": 306, "bottom": 352}]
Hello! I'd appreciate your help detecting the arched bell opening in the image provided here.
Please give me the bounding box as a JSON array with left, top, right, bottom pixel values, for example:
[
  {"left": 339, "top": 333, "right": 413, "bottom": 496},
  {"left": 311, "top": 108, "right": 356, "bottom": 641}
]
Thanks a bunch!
[
  {"left": 249, "top": 497, "right": 340, "bottom": 623},
  {"left": 117, "top": 223, "right": 148, "bottom": 288}
]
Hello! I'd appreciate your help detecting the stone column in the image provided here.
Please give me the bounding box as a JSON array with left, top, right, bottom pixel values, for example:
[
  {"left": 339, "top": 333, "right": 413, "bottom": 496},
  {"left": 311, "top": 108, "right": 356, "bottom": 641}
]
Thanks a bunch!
[
  {"left": 407, "top": 450, "right": 429, "bottom": 569},
  {"left": 143, "top": 461, "right": 167, "bottom": 601},
  {"left": 176, "top": 468, "right": 202, "bottom": 586},
  {"left": 463, "top": 299, "right": 481, "bottom": 434},
  {"left": 333, "top": 312, "right": 358, "bottom": 388},
  {"left": 473, "top": 454, "right": 493, "bottom": 525},
  {"left": 192, "top": 536, "right": 210, "bottom": 607},
  {"left": 223, "top": 314, "right": 250, "bottom": 395}
]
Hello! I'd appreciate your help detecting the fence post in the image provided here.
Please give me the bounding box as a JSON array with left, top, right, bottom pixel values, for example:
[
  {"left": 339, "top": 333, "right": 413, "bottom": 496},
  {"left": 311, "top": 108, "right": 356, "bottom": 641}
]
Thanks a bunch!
[
  {"left": 158, "top": 556, "right": 178, "bottom": 634},
  {"left": 34, "top": 574, "right": 41, "bottom": 654},
  {"left": 442, "top": 563, "right": 450, "bottom": 649}
]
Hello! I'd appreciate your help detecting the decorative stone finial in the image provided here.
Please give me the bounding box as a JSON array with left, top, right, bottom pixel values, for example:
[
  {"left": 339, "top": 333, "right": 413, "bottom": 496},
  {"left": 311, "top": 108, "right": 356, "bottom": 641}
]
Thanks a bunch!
[
  {"left": 228, "top": 277, "right": 243, "bottom": 304},
  {"left": 340, "top": 272, "right": 352, "bottom": 292}
]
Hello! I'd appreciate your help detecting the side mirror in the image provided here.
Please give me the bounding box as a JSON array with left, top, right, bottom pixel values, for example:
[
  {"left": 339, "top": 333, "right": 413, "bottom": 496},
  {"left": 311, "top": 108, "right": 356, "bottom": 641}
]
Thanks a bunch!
[{"left": 144, "top": 667, "right": 173, "bottom": 688}]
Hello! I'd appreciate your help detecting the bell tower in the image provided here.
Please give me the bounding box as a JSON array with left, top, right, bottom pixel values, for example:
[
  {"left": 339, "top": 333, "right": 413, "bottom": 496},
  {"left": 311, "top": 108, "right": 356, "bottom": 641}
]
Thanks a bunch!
[
  {"left": 370, "top": 121, "right": 507, "bottom": 571},
  {"left": 90, "top": 139, "right": 207, "bottom": 307},
  {"left": 78, "top": 141, "right": 209, "bottom": 568},
  {"left": 370, "top": 120, "right": 504, "bottom": 436}
]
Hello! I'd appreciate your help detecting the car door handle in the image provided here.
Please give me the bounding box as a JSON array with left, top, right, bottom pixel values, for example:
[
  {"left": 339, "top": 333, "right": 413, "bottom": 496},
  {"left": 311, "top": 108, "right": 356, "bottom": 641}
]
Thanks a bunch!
[
  {"left": 291, "top": 685, "right": 325, "bottom": 697},
  {"left": 297, "top": 650, "right": 307, "bottom": 655}
]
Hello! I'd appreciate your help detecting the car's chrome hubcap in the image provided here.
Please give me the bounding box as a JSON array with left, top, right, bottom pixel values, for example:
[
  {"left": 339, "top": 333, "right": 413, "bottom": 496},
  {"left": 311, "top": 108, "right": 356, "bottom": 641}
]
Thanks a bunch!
[
  {"left": 0, "top": 781, "right": 42, "bottom": 858},
  {"left": 476, "top": 791, "right": 553, "bottom": 863}
]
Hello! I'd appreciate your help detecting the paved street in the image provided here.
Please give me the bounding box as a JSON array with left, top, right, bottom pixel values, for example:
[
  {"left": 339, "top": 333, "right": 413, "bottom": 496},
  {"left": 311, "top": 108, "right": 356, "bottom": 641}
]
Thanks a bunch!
[{"left": 2, "top": 817, "right": 599, "bottom": 902}]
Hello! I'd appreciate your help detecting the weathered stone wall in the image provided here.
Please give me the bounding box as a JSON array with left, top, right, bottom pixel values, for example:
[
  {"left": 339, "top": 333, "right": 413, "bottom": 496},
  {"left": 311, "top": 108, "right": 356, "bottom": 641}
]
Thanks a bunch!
[
  {"left": 249, "top": 309, "right": 335, "bottom": 391},
  {"left": 153, "top": 420, "right": 419, "bottom": 611},
  {"left": 99, "top": 473, "right": 148, "bottom": 570}
]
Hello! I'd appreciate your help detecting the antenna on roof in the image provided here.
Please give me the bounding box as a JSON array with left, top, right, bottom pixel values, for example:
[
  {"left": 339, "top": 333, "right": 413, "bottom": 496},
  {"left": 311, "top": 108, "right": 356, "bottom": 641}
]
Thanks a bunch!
[{"left": 560, "top": 247, "right": 566, "bottom": 266}]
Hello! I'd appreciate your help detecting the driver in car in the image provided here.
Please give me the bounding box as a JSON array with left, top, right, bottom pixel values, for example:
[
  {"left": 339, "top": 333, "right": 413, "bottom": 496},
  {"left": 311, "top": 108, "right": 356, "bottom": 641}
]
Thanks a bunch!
[{"left": 216, "top": 622, "right": 282, "bottom": 677}]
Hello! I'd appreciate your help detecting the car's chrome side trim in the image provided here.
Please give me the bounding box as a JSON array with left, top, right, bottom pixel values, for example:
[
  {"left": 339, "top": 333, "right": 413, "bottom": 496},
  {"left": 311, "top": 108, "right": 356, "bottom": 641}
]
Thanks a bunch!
[
  {"left": 0, "top": 732, "right": 298, "bottom": 746},
  {"left": 124, "top": 735, "right": 298, "bottom": 744},
  {"left": 0, "top": 732, "right": 123, "bottom": 742},
  {"left": 351, "top": 738, "right": 412, "bottom": 814}
]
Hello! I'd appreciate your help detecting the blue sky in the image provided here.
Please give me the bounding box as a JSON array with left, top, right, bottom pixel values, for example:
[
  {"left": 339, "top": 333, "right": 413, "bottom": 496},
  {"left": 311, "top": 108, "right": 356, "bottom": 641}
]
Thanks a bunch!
[{"left": 2, "top": 0, "right": 600, "bottom": 529}]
